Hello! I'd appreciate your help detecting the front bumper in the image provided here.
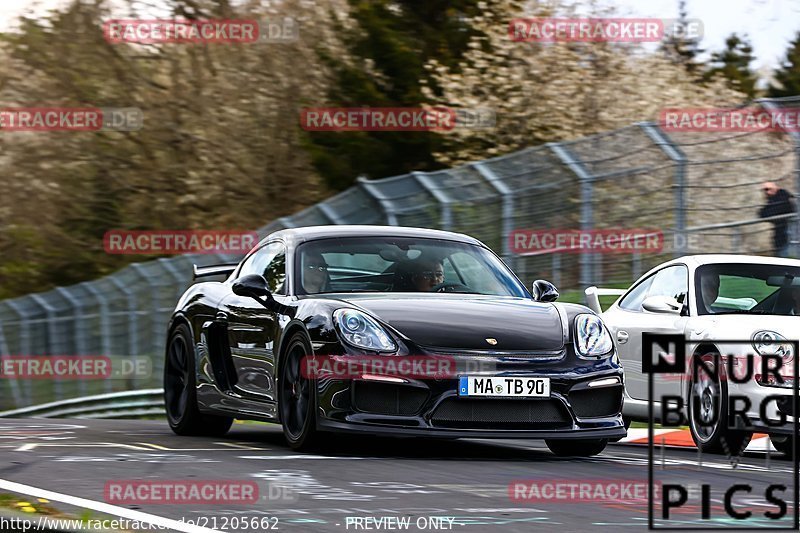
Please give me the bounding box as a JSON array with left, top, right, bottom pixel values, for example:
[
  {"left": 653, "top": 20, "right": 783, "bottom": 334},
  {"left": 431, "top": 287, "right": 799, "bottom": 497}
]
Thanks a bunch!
[
  {"left": 729, "top": 381, "right": 799, "bottom": 436},
  {"left": 314, "top": 351, "right": 626, "bottom": 440},
  {"left": 317, "top": 418, "right": 626, "bottom": 439}
]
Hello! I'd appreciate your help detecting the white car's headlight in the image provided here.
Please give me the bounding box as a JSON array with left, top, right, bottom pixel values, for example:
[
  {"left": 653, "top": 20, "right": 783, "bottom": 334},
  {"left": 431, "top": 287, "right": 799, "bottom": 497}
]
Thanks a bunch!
[
  {"left": 334, "top": 309, "right": 397, "bottom": 352},
  {"left": 752, "top": 330, "right": 792, "bottom": 358},
  {"left": 574, "top": 313, "right": 614, "bottom": 358}
]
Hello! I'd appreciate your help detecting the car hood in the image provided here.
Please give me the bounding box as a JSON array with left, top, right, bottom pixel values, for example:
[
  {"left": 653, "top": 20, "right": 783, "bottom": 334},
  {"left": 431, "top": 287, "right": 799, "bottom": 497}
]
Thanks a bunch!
[
  {"left": 335, "top": 294, "right": 565, "bottom": 352},
  {"left": 689, "top": 314, "right": 800, "bottom": 341}
]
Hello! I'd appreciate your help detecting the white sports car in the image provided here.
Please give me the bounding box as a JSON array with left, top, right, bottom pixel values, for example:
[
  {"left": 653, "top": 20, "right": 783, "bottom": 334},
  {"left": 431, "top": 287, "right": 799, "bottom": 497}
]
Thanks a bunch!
[{"left": 587, "top": 254, "right": 799, "bottom": 455}]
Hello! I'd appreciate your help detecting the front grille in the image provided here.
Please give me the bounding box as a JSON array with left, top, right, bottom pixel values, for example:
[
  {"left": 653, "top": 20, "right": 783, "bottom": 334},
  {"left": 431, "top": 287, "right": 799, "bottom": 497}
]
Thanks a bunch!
[
  {"left": 569, "top": 386, "right": 623, "bottom": 418},
  {"left": 430, "top": 398, "right": 571, "bottom": 429},
  {"left": 352, "top": 381, "right": 428, "bottom": 416}
]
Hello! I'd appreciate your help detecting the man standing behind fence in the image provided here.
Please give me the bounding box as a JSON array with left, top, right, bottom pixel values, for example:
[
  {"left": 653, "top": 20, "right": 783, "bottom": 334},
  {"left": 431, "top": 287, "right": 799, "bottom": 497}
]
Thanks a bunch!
[{"left": 759, "top": 181, "right": 795, "bottom": 257}]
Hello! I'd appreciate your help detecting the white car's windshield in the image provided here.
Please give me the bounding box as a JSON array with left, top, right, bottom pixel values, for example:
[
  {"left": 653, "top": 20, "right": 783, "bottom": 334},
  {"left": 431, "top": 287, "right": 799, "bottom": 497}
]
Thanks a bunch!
[
  {"left": 295, "top": 236, "right": 528, "bottom": 297},
  {"left": 695, "top": 263, "right": 800, "bottom": 315}
]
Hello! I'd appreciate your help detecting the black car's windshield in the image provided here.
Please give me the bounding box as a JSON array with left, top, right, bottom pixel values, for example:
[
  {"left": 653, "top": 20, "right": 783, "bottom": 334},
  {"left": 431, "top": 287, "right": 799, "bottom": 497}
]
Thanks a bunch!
[
  {"left": 695, "top": 263, "right": 800, "bottom": 315},
  {"left": 295, "top": 236, "right": 528, "bottom": 297}
]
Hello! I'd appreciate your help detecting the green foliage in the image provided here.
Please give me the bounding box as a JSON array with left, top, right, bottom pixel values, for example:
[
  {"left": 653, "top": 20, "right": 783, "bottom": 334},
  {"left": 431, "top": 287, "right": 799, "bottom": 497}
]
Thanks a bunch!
[
  {"left": 703, "top": 33, "right": 758, "bottom": 98},
  {"left": 0, "top": 0, "right": 333, "bottom": 298},
  {"left": 304, "top": 0, "right": 483, "bottom": 190},
  {"left": 660, "top": 0, "right": 704, "bottom": 78},
  {"left": 769, "top": 31, "right": 800, "bottom": 98}
]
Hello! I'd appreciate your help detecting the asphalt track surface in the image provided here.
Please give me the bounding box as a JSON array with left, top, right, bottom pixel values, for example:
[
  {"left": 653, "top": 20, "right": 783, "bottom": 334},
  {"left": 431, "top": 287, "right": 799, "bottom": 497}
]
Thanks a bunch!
[{"left": 0, "top": 419, "right": 797, "bottom": 533}]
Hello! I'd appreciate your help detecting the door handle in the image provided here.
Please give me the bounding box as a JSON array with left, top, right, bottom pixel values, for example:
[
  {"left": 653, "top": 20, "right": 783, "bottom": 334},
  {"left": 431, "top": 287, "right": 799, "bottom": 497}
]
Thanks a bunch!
[{"left": 617, "top": 331, "right": 629, "bottom": 344}]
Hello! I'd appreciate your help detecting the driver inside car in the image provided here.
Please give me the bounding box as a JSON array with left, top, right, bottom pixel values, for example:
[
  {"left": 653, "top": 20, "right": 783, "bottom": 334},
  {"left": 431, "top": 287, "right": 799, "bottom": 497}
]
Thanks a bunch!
[
  {"left": 699, "top": 271, "right": 720, "bottom": 313},
  {"left": 394, "top": 257, "right": 444, "bottom": 291},
  {"left": 411, "top": 259, "right": 445, "bottom": 291},
  {"left": 301, "top": 251, "right": 331, "bottom": 293}
]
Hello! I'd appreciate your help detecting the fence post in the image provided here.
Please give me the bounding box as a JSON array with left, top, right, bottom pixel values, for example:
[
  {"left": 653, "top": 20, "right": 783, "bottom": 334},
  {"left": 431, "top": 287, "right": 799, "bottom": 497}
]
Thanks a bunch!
[
  {"left": 29, "top": 296, "right": 59, "bottom": 402},
  {"left": 5, "top": 300, "right": 33, "bottom": 405},
  {"left": 474, "top": 160, "right": 528, "bottom": 283},
  {"left": 0, "top": 304, "right": 23, "bottom": 408},
  {"left": 412, "top": 171, "right": 452, "bottom": 231},
  {"left": 473, "top": 162, "right": 513, "bottom": 264},
  {"left": 109, "top": 275, "right": 140, "bottom": 394},
  {"left": 56, "top": 287, "right": 87, "bottom": 396},
  {"left": 317, "top": 203, "right": 345, "bottom": 224},
  {"left": 549, "top": 143, "right": 596, "bottom": 288},
  {"left": 358, "top": 176, "right": 399, "bottom": 226},
  {"left": 639, "top": 122, "right": 688, "bottom": 257},
  {"left": 82, "top": 282, "right": 113, "bottom": 392}
]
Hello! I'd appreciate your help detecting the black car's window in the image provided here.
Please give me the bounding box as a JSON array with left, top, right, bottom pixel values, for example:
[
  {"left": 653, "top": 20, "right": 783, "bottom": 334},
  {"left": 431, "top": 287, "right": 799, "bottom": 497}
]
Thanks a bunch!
[
  {"left": 238, "top": 242, "right": 287, "bottom": 295},
  {"left": 619, "top": 276, "right": 654, "bottom": 312},
  {"left": 295, "top": 236, "right": 528, "bottom": 297},
  {"left": 648, "top": 265, "right": 688, "bottom": 305}
]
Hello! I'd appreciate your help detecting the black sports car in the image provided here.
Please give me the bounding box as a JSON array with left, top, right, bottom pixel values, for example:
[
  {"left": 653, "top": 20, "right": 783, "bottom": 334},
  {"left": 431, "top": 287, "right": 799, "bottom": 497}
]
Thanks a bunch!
[{"left": 164, "top": 225, "right": 625, "bottom": 455}]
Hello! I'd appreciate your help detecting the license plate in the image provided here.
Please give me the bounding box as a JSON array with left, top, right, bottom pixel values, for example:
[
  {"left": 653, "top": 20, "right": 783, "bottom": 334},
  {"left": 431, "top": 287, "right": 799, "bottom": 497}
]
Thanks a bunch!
[{"left": 458, "top": 376, "right": 550, "bottom": 398}]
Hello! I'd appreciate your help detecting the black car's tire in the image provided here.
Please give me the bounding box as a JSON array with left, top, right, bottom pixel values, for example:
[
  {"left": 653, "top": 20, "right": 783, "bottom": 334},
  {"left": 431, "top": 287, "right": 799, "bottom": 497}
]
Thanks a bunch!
[
  {"left": 687, "top": 355, "right": 751, "bottom": 455},
  {"left": 770, "top": 435, "right": 798, "bottom": 458},
  {"left": 545, "top": 438, "right": 608, "bottom": 457},
  {"left": 279, "top": 332, "right": 321, "bottom": 451},
  {"left": 164, "top": 323, "right": 233, "bottom": 437}
]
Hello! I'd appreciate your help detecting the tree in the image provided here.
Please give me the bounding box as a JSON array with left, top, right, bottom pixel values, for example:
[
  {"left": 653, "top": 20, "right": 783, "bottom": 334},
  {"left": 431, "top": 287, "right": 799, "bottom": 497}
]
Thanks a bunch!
[
  {"left": 303, "top": 0, "right": 484, "bottom": 190},
  {"left": 769, "top": 31, "right": 800, "bottom": 98},
  {"left": 0, "top": 0, "right": 349, "bottom": 298},
  {"left": 660, "top": 0, "right": 704, "bottom": 78},
  {"left": 422, "top": 0, "right": 743, "bottom": 165},
  {"left": 703, "top": 33, "right": 758, "bottom": 99}
]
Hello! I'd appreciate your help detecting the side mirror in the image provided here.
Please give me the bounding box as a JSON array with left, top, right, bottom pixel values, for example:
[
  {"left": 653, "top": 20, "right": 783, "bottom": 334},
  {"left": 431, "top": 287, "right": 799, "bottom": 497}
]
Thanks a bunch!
[
  {"left": 232, "top": 274, "right": 271, "bottom": 299},
  {"left": 642, "top": 295, "right": 682, "bottom": 314},
  {"left": 532, "top": 279, "right": 559, "bottom": 302}
]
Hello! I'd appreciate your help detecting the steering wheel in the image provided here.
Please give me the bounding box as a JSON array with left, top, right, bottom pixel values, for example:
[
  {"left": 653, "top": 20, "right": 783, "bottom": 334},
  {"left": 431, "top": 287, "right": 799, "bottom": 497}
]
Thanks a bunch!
[{"left": 431, "top": 282, "right": 470, "bottom": 293}]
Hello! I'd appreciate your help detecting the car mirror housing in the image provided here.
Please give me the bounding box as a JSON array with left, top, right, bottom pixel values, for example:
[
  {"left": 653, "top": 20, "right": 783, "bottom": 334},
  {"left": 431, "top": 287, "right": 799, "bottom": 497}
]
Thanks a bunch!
[
  {"left": 641, "top": 295, "right": 682, "bottom": 314},
  {"left": 232, "top": 274, "right": 272, "bottom": 299},
  {"left": 532, "top": 279, "right": 559, "bottom": 302},
  {"left": 232, "top": 274, "right": 296, "bottom": 317}
]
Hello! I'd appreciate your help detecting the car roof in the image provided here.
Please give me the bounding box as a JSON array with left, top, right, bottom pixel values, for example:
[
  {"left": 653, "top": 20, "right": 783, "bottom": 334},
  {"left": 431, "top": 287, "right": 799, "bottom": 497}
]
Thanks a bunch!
[
  {"left": 670, "top": 254, "right": 800, "bottom": 268},
  {"left": 257, "top": 225, "right": 485, "bottom": 249}
]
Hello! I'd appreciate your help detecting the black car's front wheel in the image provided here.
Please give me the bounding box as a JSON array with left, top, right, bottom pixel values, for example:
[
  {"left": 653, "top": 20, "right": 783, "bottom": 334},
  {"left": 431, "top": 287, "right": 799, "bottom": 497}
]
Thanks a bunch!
[
  {"left": 164, "top": 323, "right": 233, "bottom": 437},
  {"left": 279, "top": 332, "right": 321, "bottom": 451},
  {"left": 545, "top": 438, "right": 608, "bottom": 457}
]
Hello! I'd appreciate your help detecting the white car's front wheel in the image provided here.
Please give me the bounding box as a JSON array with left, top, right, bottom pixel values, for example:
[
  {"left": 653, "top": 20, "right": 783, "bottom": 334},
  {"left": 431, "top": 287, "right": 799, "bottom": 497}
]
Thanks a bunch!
[
  {"left": 688, "top": 354, "right": 752, "bottom": 455},
  {"left": 770, "top": 435, "right": 797, "bottom": 457}
]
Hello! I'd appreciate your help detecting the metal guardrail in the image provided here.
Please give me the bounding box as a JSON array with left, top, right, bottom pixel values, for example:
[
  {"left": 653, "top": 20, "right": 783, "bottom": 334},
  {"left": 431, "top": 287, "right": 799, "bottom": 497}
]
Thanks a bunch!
[
  {"left": 0, "top": 389, "right": 164, "bottom": 419},
  {"left": 2, "top": 97, "right": 800, "bottom": 413}
]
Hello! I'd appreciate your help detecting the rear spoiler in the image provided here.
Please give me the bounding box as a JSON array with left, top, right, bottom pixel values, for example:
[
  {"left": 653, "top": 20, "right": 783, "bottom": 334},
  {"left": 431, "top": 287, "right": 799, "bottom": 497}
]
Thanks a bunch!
[
  {"left": 584, "top": 286, "right": 626, "bottom": 314},
  {"left": 192, "top": 263, "right": 238, "bottom": 280}
]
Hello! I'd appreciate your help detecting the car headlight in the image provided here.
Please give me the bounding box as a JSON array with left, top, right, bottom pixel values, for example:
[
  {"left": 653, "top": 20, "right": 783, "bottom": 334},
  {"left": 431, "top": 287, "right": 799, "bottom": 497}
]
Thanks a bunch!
[
  {"left": 752, "top": 330, "right": 792, "bottom": 358},
  {"left": 574, "top": 313, "right": 613, "bottom": 358},
  {"left": 334, "top": 309, "right": 397, "bottom": 352}
]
